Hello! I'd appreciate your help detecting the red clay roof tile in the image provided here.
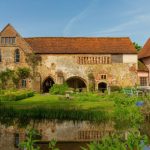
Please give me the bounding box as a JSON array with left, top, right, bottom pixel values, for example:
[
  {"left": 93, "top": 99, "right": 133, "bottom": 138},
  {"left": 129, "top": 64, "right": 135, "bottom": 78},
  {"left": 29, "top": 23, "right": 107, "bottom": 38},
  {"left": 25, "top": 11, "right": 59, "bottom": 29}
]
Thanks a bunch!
[
  {"left": 139, "top": 38, "right": 150, "bottom": 59},
  {"left": 24, "top": 37, "right": 137, "bottom": 54}
]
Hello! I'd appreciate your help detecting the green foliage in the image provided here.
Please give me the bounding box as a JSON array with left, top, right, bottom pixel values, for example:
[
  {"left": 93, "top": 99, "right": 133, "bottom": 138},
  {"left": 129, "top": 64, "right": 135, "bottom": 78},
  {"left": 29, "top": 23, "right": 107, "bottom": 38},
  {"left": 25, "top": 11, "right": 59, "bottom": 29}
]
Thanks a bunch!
[
  {"left": 133, "top": 42, "right": 142, "bottom": 52},
  {"left": 19, "top": 128, "right": 41, "bottom": 150},
  {"left": 17, "top": 67, "right": 31, "bottom": 79},
  {"left": 0, "top": 67, "right": 30, "bottom": 89},
  {"left": 0, "top": 106, "right": 110, "bottom": 126},
  {"left": 25, "top": 53, "right": 42, "bottom": 77},
  {"left": 0, "top": 68, "right": 15, "bottom": 89},
  {"left": 88, "top": 73, "right": 95, "bottom": 92},
  {"left": 114, "top": 95, "right": 143, "bottom": 130},
  {"left": 126, "top": 130, "right": 148, "bottom": 150},
  {"left": 0, "top": 90, "right": 34, "bottom": 101},
  {"left": 110, "top": 86, "right": 121, "bottom": 92},
  {"left": 82, "top": 130, "right": 148, "bottom": 150},
  {"left": 50, "top": 83, "right": 69, "bottom": 95},
  {"left": 49, "top": 139, "right": 59, "bottom": 150}
]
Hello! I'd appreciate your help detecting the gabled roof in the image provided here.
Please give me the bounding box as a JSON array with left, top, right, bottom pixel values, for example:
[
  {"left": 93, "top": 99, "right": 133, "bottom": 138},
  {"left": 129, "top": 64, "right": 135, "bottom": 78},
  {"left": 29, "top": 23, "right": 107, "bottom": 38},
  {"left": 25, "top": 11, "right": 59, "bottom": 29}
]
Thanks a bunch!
[
  {"left": 24, "top": 37, "right": 137, "bottom": 54},
  {"left": 138, "top": 60, "right": 149, "bottom": 72},
  {"left": 138, "top": 38, "right": 150, "bottom": 59}
]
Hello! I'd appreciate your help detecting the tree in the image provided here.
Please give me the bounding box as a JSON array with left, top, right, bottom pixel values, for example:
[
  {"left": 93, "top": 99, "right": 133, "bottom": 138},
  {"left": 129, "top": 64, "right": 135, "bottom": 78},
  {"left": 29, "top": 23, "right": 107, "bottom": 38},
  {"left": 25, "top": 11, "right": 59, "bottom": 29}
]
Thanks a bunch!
[{"left": 133, "top": 42, "right": 142, "bottom": 52}]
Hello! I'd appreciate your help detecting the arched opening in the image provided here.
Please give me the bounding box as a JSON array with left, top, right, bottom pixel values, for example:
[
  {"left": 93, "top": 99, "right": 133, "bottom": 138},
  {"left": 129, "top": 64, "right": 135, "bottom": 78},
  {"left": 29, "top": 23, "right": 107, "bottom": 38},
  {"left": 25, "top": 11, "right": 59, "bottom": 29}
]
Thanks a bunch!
[
  {"left": 43, "top": 77, "right": 55, "bottom": 93},
  {"left": 66, "top": 76, "right": 86, "bottom": 92},
  {"left": 98, "top": 82, "right": 107, "bottom": 93}
]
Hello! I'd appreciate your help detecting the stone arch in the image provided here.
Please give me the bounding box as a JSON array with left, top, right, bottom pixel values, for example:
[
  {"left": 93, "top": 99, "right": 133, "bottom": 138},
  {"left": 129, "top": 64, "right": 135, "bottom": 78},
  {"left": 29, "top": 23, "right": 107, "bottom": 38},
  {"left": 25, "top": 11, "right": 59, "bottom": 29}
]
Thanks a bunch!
[
  {"left": 42, "top": 76, "right": 55, "bottom": 93},
  {"left": 66, "top": 76, "right": 87, "bottom": 92},
  {"left": 98, "top": 82, "right": 107, "bottom": 93}
]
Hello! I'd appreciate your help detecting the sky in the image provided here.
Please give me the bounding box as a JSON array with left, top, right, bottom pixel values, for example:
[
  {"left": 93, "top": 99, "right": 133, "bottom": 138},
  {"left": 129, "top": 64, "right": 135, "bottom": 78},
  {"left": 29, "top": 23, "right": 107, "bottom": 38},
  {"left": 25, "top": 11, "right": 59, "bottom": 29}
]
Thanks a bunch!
[{"left": 0, "top": 0, "right": 150, "bottom": 45}]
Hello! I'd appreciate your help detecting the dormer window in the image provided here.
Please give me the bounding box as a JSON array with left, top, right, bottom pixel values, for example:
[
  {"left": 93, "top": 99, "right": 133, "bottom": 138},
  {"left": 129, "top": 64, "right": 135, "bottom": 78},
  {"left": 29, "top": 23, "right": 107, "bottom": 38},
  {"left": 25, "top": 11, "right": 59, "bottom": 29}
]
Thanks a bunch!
[
  {"left": 15, "top": 49, "right": 20, "bottom": 63},
  {"left": 1, "top": 37, "right": 16, "bottom": 44}
]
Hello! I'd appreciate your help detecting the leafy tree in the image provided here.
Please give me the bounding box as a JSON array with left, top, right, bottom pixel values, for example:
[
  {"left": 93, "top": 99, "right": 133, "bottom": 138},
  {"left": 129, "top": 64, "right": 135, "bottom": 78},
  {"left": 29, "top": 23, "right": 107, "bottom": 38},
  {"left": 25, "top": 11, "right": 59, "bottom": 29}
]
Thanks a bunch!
[{"left": 133, "top": 42, "right": 142, "bottom": 52}]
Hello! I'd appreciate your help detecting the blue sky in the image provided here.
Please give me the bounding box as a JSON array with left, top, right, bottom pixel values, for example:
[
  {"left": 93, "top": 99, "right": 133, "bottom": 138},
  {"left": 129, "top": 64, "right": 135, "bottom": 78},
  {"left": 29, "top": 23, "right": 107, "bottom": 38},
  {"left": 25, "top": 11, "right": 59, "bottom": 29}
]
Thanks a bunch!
[{"left": 0, "top": 0, "right": 150, "bottom": 45}]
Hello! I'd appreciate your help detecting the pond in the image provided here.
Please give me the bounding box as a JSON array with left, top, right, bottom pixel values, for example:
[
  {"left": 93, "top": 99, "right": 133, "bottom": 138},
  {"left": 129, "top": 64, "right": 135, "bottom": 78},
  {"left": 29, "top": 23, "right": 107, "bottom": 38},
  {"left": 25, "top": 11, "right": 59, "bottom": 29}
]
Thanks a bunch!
[{"left": 39, "top": 141, "right": 89, "bottom": 150}]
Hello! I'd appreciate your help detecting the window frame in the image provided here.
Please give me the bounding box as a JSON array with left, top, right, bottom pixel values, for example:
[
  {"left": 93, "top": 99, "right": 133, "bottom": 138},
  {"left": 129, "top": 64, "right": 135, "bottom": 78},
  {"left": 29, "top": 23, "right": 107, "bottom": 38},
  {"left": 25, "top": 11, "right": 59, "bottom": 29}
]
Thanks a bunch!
[
  {"left": 15, "top": 49, "right": 20, "bottom": 63},
  {"left": 21, "top": 79, "right": 27, "bottom": 88},
  {"left": 1, "top": 37, "right": 16, "bottom": 44},
  {"left": 140, "top": 77, "right": 148, "bottom": 86}
]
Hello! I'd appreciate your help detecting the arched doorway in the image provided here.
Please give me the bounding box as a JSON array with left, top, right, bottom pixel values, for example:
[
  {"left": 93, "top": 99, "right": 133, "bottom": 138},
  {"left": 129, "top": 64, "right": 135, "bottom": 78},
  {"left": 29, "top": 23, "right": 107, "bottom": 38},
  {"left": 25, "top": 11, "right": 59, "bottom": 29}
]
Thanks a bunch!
[
  {"left": 66, "top": 76, "right": 86, "bottom": 92},
  {"left": 43, "top": 77, "right": 55, "bottom": 93},
  {"left": 98, "top": 82, "right": 107, "bottom": 93}
]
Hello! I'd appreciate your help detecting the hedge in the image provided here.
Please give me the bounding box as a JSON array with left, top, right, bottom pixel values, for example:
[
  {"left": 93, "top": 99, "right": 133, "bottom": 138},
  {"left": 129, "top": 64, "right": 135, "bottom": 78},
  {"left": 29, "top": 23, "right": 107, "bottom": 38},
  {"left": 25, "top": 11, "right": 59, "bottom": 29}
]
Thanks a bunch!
[{"left": 0, "top": 90, "right": 34, "bottom": 101}]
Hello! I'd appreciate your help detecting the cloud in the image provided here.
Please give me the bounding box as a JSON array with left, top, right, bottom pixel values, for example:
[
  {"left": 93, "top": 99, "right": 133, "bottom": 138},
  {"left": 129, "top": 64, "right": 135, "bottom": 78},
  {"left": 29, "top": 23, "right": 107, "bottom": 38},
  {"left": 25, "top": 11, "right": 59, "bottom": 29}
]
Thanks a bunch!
[
  {"left": 84, "top": 12, "right": 150, "bottom": 37},
  {"left": 63, "top": 0, "right": 97, "bottom": 36}
]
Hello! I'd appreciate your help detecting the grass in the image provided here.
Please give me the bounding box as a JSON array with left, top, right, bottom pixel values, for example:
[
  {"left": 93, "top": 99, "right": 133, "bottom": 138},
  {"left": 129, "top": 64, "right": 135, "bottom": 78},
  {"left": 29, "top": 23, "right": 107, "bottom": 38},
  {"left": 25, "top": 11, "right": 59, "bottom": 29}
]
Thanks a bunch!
[
  {"left": 1, "top": 93, "right": 114, "bottom": 111},
  {"left": 1, "top": 92, "right": 141, "bottom": 125}
]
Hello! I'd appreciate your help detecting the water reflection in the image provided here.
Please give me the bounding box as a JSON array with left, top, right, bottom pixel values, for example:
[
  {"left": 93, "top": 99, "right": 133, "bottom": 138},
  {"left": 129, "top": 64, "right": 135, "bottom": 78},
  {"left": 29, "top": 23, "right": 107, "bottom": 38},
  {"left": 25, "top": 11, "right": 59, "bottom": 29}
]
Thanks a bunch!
[{"left": 39, "top": 142, "right": 88, "bottom": 150}]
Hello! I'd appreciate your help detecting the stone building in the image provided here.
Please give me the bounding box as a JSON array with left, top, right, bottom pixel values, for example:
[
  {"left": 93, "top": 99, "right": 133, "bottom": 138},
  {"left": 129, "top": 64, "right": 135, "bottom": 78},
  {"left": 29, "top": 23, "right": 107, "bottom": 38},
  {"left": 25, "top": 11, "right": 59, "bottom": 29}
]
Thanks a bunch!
[
  {"left": 0, "top": 24, "right": 138, "bottom": 92},
  {"left": 138, "top": 38, "right": 150, "bottom": 86}
]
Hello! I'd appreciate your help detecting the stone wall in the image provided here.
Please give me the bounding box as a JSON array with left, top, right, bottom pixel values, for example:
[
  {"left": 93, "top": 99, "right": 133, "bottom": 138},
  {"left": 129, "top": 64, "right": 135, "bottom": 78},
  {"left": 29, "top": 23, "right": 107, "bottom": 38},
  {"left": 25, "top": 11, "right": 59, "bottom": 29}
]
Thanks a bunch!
[
  {"left": 35, "top": 54, "right": 138, "bottom": 92},
  {"left": 0, "top": 24, "right": 33, "bottom": 89},
  {"left": 0, "top": 121, "right": 114, "bottom": 150},
  {"left": 0, "top": 24, "right": 138, "bottom": 92}
]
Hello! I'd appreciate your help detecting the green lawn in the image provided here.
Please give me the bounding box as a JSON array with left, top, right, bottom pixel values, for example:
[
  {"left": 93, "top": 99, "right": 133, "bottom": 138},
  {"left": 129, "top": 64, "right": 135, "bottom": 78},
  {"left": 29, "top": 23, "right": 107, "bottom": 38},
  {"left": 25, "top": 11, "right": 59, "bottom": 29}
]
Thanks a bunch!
[
  {"left": 1, "top": 93, "right": 114, "bottom": 111},
  {"left": 1, "top": 92, "right": 142, "bottom": 124}
]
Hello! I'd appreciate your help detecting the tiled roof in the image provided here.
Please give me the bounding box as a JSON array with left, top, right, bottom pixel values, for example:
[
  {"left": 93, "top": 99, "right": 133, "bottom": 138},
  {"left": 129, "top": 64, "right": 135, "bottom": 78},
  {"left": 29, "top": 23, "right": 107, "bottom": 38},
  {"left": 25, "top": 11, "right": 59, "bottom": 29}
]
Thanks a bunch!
[
  {"left": 138, "top": 38, "right": 150, "bottom": 59},
  {"left": 138, "top": 60, "right": 149, "bottom": 72},
  {"left": 24, "top": 37, "right": 137, "bottom": 54}
]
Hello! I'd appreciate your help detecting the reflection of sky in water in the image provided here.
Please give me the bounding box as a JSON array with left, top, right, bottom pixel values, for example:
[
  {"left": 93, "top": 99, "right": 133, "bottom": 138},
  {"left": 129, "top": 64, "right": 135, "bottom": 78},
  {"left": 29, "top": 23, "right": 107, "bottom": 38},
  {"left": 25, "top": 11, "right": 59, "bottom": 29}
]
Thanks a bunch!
[{"left": 145, "top": 146, "right": 150, "bottom": 150}]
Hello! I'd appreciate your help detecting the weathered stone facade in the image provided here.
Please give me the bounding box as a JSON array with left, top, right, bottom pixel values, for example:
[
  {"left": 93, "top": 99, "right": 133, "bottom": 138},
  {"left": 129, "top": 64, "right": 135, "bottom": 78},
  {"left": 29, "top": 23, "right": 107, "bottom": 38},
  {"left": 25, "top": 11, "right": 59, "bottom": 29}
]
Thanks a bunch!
[
  {"left": 0, "top": 121, "right": 114, "bottom": 150},
  {"left": 0, "top": 24, "right": 138, "bottom": 92}
]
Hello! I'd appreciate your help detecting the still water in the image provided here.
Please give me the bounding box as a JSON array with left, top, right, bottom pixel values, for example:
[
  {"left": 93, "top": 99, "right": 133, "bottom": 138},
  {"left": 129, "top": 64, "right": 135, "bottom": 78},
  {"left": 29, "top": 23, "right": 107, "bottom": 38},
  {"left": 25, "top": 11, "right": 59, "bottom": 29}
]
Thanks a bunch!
[
  {"left": 39, "top": 142, "right": 88, "bottom": 150},
  {"left": 38, "top": 122, "right": 150, "bottom": 150}
]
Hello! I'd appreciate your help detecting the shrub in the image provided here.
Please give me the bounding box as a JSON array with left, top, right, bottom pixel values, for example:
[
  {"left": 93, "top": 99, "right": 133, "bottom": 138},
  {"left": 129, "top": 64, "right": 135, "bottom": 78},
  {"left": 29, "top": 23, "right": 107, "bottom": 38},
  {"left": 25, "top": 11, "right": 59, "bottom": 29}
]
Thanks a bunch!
[
  {"left": 0, "top": 90, "right": 34, "bottom": 101},
  {"left": 110, "top": 86, "right": 121, "bottom": 92},
  {"left": 50, "top": 83, "right": 69, "bottom": 95}
]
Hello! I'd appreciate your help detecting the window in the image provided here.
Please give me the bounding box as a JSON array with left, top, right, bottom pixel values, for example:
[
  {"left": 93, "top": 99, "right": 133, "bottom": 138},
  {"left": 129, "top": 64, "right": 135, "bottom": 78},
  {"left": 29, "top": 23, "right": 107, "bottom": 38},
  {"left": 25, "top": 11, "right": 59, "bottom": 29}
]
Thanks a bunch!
[
  {"left": 0, "top": 50, "right": 2, "bottom": 62},
  {"left": 14, "top": 133, "right": 19, "bottom": 148},
  {"left": 140, "top": 77, "right": 148, "bottom": 86},
  {"left": 77, "top": 56, "right": 111, "bottom": 64},
  {"left": 1, "top": 37, "right": 16, "bottom": 44},
  {"left": 15, "top": 49, "right": 20, "bottom": 63},
  {"left": 1, "top": 37, "right": 4, "bottom": 44},
  {"left": 22, "top": 79, "right": 26, "bottom": 88},
  {"left": 101, "top": 74, "right": 107, "bottom": 80}
]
